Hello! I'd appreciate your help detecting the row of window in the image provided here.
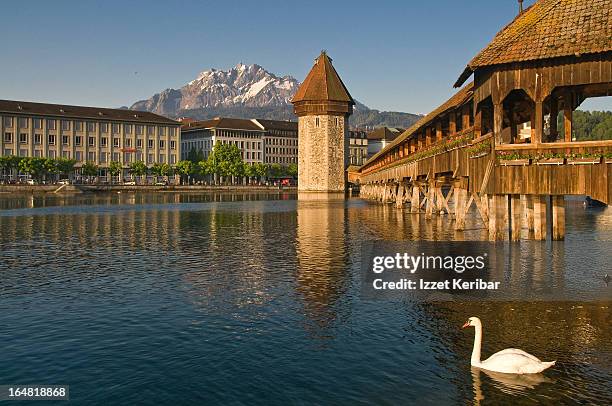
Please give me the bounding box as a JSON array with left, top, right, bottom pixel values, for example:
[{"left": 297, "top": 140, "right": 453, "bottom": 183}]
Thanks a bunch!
[
  {"left": 3, "top": 148, "right": 177, "bottom": 165},
  {"left": 2, "top": 117, "right": 176, "bottom": 136},
  {"left": 243, "top": 151, "right": 262, "bottom": 161},
  {"left": 264, "top": 156, "right": 297, "bottom": 164},
  {"left": 215, "top": 130, "right": 260, "bottom": 138},
  {"left": 3, "top": 132, "right": 176, "bottom": 149},
  {"left": 267, "top": 130, "right": 297, "bottom": 137},
  {"left": 265, "top": 147, "right": 297, "bottom": 155},
  {"left": 266, "top": 137, "right": 297, "bottom": 146}
]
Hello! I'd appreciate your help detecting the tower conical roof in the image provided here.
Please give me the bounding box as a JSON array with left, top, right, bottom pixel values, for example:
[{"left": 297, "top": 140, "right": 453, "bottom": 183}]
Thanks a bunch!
[{"left": 292, "top": 51, "right": 354, "bottom": 105}]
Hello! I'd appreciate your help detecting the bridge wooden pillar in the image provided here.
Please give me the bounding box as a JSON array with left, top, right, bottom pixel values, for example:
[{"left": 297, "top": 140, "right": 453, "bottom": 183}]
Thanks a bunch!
[
  {"left": 563, "top": 93, "right": 573, "bottom": 142},
  {"left": 425, "top": 183, "right": 435, "bottom": 219},
  {"left": 509, "top": 194, "right": 522, "bottom": 241},
  {"left": 474, "top": 103, "right": 482, "bottom": 138},
  {"left": 533, "top": 195, "right": 547, "bottom": 240},
  {"left": 462, "top": 105, "right": 471, "bottom": 130},
  {"left": 410, "top": 184, "right": 420, "bottom": 213},
  {"left": 396, "top": 184, "right": 405, "bottom": 208},
  {"left": 454, "top": 187, "right": 467, "bottom": 231},
  {"left": 493, "top": 102, "right": 503, "bottom": 145},
  {"left": 449, "top": 111, "right": 457, "bottom": 135},
  {"left": 435, "top": 121, "right": 443, "bottom": 142},
  {"left": 525, "top": 195, "right": 535, "bottom": 232},
  {"left": 425, "top": 127, "right": 433, "bottom": 146},
  {"left": 552, "top": 195, "right": 565, "bottom": 240},
  {"left": 488, "top": 195, "right": 506, "bottom": 240},
  {"left": 533, "top": 101, "right": 544, "bottom": 145},
  {"left": 481, "top": 194, "right": 489, "bottom": 220}
]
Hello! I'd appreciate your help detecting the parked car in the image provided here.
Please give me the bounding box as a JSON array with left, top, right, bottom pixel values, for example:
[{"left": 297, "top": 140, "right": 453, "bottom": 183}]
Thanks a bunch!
[
  {"left": 26, "top": 179, "right": 36, "bottom": 185},
  {"left": 155, "top": 180, "right": 168, "bottom": 186},
  {"left": 124, "top": 181, "right": 136, "bottom": 186},
  {"left": 58, "top": 179, "right": 70, "bottom": 185}
]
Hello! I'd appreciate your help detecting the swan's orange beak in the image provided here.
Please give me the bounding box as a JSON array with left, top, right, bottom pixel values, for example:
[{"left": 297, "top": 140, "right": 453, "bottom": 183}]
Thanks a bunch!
[{"left": 461, "top": 321, "right": 470, "bottom": 329}]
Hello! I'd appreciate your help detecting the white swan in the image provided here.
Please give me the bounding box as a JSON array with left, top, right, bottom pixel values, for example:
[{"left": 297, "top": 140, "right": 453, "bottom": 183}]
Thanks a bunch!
[{"left": 462, "top": 317, "right": 556, "bottom": 374}]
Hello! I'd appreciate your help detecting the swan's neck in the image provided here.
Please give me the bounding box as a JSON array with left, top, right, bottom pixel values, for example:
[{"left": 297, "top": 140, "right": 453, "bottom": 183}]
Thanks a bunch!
[{"left": 471, "top": 323, "right": 482, "bottom": 365}]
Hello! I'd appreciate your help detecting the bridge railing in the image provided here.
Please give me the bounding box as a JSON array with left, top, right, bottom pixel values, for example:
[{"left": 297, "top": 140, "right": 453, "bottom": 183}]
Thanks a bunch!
[
  {"left": 360, "top": 127, "right": 476, "bottom": 176},
  {"left": 494, "top": 139, "right": 612, "bottom": 166}
]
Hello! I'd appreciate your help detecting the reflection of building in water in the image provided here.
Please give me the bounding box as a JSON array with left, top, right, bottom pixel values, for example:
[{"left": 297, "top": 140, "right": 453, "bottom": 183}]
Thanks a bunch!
[
  {"left": 296, "top": 194, "right": 349, "bottom": 334},
  {"left": 0, "top": 194, "right": 181, "bottom": 253}
]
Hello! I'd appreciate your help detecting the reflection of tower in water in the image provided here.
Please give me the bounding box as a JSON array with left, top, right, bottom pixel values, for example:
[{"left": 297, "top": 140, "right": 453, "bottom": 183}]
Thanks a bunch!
[{"left": 296, "top": 194, "right": 349, "bottom": 335}]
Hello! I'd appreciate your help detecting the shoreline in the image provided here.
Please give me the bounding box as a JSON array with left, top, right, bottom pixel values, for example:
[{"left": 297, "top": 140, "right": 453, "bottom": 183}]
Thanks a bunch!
[{"left": 0, "top": 184, "right": 298, "bottom": 194}]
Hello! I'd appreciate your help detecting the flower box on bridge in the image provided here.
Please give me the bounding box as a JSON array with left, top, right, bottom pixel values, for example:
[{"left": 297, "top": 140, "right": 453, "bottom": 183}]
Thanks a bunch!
[
  {"left": 499, "top": 158, "right": 531, "bottom": 166},
  {"left": 567, "top": 157, "right": 602, "bottom": 165},
  {"left": 536, "top": 158, "right": 565, "bottom": 165},
  {"left": 606, "top": 158, "right": 612, "bottom": 164},
  {"left": 469, "top": 152, "right": 489, "bottom": 159}
]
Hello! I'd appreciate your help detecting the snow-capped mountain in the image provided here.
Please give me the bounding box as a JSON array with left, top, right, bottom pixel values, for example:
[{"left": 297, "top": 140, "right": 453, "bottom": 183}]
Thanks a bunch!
[
  {"left": 128, "top": 63, "right": 421, "bottom": 129},
  {"left": 130, "top": 63, "right": 298, "bottom": 115}
]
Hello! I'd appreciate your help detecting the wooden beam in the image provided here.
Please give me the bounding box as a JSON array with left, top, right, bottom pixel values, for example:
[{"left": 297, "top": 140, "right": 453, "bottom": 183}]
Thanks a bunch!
[
  {"left": 436, "top": 120, "right": 443, "bottom": 142},
  {"left": 533, "top": 100, "right": 544, "bottom": 145},
  {"left": 425, "top": 127, "right": 432, "bottom": 146},
  {"left": 474, "top": 102, "right": 482, "bottom": 138},
  {"left": 488, "top": 195, "right": 506, "bottom": 240},
  {"left": 462, "top": 105, "right": 471, "bottom": 130},
  {"left": 493, "top": 103, "right": 503, "bottom": 145},
  {"left": 552, "top": 195, "right": 565, "bottom": 240},
  {"left": 563, "top": 96, "right": 573, "bottom": 142},
  {"left": 510, "top": 194, "right": 522, "bottom": 240},
  {"left": 449, "top": 111, "right": 457, "bottom": 135},
  {"left": 533, "top": 195, "right": 547, "bottom": 240}
]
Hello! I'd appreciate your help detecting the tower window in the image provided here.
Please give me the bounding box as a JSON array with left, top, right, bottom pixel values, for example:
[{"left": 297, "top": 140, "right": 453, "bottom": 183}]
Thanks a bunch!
[
  {"left": 335, "top": 117, "right": 339, "bottom": 126},
  {"left": 315, "top": 117, "right": 320, "bottom": 127}
]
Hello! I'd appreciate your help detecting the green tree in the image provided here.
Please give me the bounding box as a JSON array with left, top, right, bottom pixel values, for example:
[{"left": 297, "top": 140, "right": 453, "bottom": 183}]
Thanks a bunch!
[
  {"left": 243, "top": 163, "right": 256, "bottom": 184},
  {"left": 175, "top": 160, "right": 194, "bottom": 185},
  {"left": 0, "top": 155, "right": 21, "bottom": 180},
  {"left": 42, "top": 158, "right": 58, "bottom": 182},
  {"left": 129, "top": 161, "right": 147, "bottom": 179},
  {"left": 81, "top": 161, "right": 99, "bottom": 178},
  {"left": 150, "top": 163, "right": 164, "bottom": 177},
  {"left": 269, "top": 163, "right": 283, "bottom": 178},
  {"left": 56, "top": 157, "right": 77, "bottom": 179},
  {"left": 18, "top": 157, "right": 45, "bottom": 182},
  {"left": 286, "top": 163, "right": 298, "bottom": 178},
  {"left": 160, "top": 163, "right": 172, "bottom": 177},
  {"left": 108, "top": 161, "right": 122, "bottom": 183},
  {"left": 208, "top": 143, "right": 245, "bottom": 184},
  {"left": 253, "top": 162, "right": 269, "bottom": 183}
]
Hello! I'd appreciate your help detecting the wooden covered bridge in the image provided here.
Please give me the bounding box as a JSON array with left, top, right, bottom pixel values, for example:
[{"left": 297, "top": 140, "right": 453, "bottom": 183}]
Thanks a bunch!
[{"left": 355, "top": 0, "right": 612, "bottom": 240}]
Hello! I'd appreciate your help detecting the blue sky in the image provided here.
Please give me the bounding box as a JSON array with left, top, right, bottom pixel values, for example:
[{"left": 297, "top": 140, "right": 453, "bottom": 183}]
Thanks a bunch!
[{"left": 0, "top": 0, "right": 608, "bottom": 113}]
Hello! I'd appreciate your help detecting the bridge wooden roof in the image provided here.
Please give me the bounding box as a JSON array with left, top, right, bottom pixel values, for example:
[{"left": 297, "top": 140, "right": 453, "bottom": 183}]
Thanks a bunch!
[
  {"left": 455, "top": 0, "right": 612, "bottom": 87},
  {"left": 292, "top": 51, "right": 354, "bottom": 105},
  {"left": 360, "top": 82, "right": 473, "bottom": 171}
]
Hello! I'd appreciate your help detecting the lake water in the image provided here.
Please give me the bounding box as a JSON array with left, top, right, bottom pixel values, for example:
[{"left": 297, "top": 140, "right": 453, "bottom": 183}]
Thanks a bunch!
[{"left": 0, "top": 192, "right": 610, "bottom": 405}]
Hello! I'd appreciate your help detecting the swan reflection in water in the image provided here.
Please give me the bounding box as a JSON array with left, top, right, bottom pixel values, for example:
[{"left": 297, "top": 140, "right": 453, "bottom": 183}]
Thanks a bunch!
[{"left": 471, "top": 366, "right": 554, "bottom": 404}]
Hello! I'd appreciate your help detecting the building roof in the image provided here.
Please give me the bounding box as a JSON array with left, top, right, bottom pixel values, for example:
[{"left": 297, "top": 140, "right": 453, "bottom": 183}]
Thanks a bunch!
[
  {"left": 0, "top": 99, "right": 178, "bottom": 125},
  {"left": 253, "top": 119, "right": 298, "bottom": 132},
  {"left": 362, "top": 82, "right": 474, "bottom": 169},
  {"left": 292, "top": 51, "right": 355, "bottom": 104},
  {"left": 367, "top": 127, "right": 404, "bottom": 141},
  {"left": 455, "top": 0, "right": 612, "bottom": 87},
  {"left": 182, "top": 117, "right": 264, "bottom": 132}
]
